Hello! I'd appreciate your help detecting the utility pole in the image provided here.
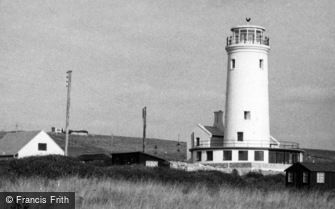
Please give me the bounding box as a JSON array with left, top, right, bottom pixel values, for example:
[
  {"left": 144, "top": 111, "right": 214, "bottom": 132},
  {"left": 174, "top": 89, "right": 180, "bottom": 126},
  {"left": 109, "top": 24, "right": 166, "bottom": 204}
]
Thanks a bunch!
[
  {"left": 65, "top": 70, "right": 72, "bottom": 156},
  {"left": 110, "top": 132, "right": 114, "bottom": 153},
  {"left": 142, "top": 106, "right": 146, "bottom": 153}
]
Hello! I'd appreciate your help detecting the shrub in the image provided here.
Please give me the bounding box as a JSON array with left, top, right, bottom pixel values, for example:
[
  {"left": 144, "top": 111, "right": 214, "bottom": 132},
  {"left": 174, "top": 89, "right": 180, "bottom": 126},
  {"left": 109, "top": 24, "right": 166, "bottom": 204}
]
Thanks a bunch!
[{"left": 7, "top": 155, "right": 104, "bottom": 178}]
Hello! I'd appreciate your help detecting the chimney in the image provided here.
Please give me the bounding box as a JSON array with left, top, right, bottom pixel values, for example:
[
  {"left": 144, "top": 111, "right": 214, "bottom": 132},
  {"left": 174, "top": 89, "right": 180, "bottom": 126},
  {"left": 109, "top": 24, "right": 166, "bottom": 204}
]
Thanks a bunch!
[{"left": 213, "top": 110, "right": 224, "bottom": 131}]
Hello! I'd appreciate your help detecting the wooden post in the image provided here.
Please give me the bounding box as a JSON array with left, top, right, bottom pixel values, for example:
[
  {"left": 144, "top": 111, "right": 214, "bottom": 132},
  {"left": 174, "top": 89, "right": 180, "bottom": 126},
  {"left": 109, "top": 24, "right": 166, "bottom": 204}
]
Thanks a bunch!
[
  {"left": 142, "top": 106, "right": 146, "bottom": 153},
  {"left": 65, "top": 70, "right": 72, "bottom": 156}
]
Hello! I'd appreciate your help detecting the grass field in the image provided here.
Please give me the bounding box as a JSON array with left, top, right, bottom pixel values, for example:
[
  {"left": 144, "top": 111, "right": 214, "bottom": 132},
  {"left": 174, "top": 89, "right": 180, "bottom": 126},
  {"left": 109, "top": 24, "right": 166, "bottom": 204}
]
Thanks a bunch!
[
  {"left": 1, "top": 156, "right": 335, "bottom": 209},
  {"left": 1, "top": 177, "right": 334, "bottom": 209}
]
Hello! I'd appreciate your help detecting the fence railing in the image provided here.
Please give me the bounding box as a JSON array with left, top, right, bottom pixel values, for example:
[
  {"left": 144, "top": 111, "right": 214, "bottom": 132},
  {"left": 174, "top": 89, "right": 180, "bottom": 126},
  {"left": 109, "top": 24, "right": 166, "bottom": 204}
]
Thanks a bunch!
[{"left": 193, "top": 140, "right": 299, "bottom": 149}]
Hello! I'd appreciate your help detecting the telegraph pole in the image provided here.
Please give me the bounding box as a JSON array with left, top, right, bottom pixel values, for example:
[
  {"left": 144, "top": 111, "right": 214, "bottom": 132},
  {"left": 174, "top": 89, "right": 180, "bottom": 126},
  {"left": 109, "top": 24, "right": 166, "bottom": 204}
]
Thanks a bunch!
[
  {"left": 142, "top": 106, "right": 146, "bottom": 153},
  {"left": 65, "top": 70, "right": 72, "bottom": 156}
]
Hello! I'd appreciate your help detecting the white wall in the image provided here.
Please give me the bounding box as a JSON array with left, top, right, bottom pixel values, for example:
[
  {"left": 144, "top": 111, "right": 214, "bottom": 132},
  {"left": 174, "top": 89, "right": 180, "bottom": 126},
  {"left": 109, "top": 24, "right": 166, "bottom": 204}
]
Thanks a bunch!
[
  {"left": 18, "top": 131, "right": 64, "bottom": 158},
  {"left": 224, "top": 44, "right": 271, "bottom": 147},
  {"left": 192, "top": 125, "right": 211, "bottom": 147},
  {"left": 192, "top": 149, "right": 269, "bottom": 164}
]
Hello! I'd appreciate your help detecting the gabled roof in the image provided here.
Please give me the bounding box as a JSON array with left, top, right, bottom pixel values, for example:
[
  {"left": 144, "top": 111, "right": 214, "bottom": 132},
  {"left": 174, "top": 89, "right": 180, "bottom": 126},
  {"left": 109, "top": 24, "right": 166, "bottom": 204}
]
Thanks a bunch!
[
  {"left": 301, "top": 162, "right": 335, "bottom": 172},
  {"left": 203, "top": 126, "right": 224, "bottom": 137},
  {"left": 0, "top": 131, "right": 41, "bottom": 155},
  {"left": 286, "top": 162, "right": 335, "bottom": 172}
]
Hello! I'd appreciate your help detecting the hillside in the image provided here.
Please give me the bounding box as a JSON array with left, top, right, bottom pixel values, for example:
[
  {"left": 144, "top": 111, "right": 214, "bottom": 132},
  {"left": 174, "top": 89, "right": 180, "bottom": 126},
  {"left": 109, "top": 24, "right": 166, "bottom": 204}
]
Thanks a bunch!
[
  {"left": 49, "top": 133, "right": 186, "bottom": 161},
  {"left": 2, "top": 131, "right": 335, "bottom": 163},
  {"left": 303, "top": 148, "right": 335, "bottom": 163}
]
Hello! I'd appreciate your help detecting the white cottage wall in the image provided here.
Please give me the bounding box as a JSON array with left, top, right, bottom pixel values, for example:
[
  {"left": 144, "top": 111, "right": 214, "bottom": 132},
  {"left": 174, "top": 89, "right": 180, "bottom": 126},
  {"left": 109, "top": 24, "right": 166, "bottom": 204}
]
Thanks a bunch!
[{"left": 17, "top": 131, "right": 64, "bottom": 158}]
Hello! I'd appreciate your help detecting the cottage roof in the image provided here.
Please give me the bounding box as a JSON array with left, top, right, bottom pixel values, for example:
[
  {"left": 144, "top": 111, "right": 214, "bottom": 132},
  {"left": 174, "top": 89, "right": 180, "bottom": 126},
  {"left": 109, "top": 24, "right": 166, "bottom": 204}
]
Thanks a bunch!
[
  {"left": 0, "top": 131, "right": 41, "bottom": 155},
  {"left": 301, "top": 162, "right": 335, "bottom": 172},
  {"left": 203, "top": 126, "right": 224, "bottom": 137},
  {"left": 286, "top": 162, "right": 335, "bottom": 172}
]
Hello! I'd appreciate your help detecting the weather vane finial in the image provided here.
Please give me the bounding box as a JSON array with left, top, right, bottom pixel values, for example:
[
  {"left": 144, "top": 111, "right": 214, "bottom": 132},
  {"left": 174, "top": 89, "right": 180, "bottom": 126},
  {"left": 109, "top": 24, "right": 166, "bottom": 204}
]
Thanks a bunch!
[{"left": 246, "top": 17, "right": 251, "bottom": 23}]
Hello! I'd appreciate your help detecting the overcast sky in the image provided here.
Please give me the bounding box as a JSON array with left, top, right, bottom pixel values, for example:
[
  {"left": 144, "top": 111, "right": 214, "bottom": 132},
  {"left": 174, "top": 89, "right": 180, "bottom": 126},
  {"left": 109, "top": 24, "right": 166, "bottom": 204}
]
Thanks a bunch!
[{"left": 0, "top": 0, "right": 334, "bottom": 150}]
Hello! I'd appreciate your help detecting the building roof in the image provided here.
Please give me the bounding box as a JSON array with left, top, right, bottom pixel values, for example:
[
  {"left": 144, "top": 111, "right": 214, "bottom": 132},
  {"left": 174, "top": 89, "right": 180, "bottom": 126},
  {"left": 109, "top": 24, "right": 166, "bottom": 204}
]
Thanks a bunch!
[
  {"left": 286, "top": 162, "right": 335, "bottom": 172},
  {"left": 0, "top": 131, "right": 41, "bottom": 155},
  {"left": 301, "top": 162, "right": 335, "bottom": 172},
  {"left": 111, "top": 151, "right": 169, "bottom": 162},
  {"left": 203, "top": 126, "right": 224, "bottom": 137}
]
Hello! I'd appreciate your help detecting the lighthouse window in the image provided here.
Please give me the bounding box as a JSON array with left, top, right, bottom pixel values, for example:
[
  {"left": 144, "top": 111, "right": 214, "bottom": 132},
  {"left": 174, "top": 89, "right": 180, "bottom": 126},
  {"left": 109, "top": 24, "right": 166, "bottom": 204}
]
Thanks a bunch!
[
  {"left": 244, "top": 111, "right": 251, "bottom": 120},
  {"left": 240, "top": 29, "right": 247, "bottom": 42},
  {"left": 248, "top": 29, "right": 255, "bottom": 43},
  {"left": 237, "top": 132, "right": 243, "bottom": 141},
  {"left": 256, "top": 30, "right": 262, "bottom": 43},
  {"left": 206, "top": 151, "right": 213, "bottom": 161},
  {"left": 259, "top": 59, "right": 264, "bottom": 69},
  {"left": 223, "top": 150, "right": 232, "bottom": 161},
  {"left": 254, "top": 151, "right": 264, "bottom": 161},
  {"left": 231, "top": 59, "right": 235, "bottom": 69},
  {"left": 196, "top": 151, "right": 202, "bottom": 161},
  {"left": 238, "top": 151, "right": 248, "bottom": 161}
]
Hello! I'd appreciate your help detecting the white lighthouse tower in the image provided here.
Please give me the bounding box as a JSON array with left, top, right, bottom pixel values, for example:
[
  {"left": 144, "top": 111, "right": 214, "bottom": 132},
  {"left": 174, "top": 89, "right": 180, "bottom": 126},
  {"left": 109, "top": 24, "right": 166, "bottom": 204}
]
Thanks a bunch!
[
  {"left": 188, "top": 21, "right": 303, "bottom": 171},
  {"left": 224, "top": 24, "right": 270, "bottom": 147}
]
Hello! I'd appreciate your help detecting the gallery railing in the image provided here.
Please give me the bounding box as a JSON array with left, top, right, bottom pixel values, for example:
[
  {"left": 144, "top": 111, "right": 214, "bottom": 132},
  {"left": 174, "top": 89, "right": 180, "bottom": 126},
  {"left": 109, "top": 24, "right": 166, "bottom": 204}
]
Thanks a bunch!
[
  {"left": 226, "top": 36, "right": 270, "bottom": 46},
  {"left": 193, "top": 140, "right": 299, "bottom": 149}
]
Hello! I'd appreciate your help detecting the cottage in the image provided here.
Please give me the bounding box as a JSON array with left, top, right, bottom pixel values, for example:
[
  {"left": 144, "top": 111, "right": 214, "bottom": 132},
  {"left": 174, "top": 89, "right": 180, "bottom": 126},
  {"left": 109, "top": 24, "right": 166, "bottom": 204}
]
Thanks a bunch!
[
  {"left": 0, "top": 130, "right": 64, "bottom": 158},
  {"left": 285, "top": 162, "right": 335, "bottom": 189}
]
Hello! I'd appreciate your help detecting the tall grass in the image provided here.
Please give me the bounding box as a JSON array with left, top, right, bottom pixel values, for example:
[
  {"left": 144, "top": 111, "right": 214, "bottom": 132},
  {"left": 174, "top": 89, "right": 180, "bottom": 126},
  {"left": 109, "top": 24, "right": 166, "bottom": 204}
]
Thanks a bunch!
[
  {"left": 1, "top": 156, "right": 334, "bottom": 209},
  {"left": 0, "top": 177, "right": 334, "bottom": 209}
]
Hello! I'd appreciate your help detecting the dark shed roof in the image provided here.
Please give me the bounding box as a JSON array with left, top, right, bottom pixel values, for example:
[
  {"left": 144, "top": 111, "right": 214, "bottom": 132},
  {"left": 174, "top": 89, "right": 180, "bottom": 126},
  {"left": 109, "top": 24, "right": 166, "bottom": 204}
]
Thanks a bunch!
[
  {"left": 111, "top": 151, "right": 168, "bottom": 162},
  {"left": 286, "top": 162, "right": 335, "bottom": 172},
  {"left": 204, "top": 126, "right": 224, "bottom": 137}
]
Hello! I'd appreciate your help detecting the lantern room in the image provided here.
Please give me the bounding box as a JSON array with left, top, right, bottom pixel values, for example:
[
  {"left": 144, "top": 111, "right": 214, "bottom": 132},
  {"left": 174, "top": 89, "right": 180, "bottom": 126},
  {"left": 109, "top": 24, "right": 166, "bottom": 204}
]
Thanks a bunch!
[{"left": 226, "top": 25, "right": 269, "bottom": 46}]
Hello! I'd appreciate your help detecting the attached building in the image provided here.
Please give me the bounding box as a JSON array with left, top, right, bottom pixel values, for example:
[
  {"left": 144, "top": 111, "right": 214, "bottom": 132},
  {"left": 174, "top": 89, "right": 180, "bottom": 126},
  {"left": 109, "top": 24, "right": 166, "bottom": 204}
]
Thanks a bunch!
[
  {"left": 285, "top": 162, "right": 335, "bottom": 189},
  {"left": 0, "top": 130, "right": 64, "bottom": 158}
]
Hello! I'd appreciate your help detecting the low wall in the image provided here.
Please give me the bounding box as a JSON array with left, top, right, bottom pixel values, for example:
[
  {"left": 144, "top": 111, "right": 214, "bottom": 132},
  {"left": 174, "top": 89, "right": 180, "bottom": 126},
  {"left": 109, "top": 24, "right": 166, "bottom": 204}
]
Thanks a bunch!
[{"left": 170, "top": 161, "right": 289, "bottom": 175}]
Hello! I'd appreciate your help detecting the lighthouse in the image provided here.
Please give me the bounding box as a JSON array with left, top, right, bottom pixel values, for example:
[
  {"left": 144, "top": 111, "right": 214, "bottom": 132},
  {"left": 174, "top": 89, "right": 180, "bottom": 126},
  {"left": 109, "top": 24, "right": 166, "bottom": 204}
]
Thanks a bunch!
[
  {"left": 224, "top": 24, "right": 270, "bottom": 147},
  {"left": 188, "top": 21, "right": 303, "bottom": 171}
]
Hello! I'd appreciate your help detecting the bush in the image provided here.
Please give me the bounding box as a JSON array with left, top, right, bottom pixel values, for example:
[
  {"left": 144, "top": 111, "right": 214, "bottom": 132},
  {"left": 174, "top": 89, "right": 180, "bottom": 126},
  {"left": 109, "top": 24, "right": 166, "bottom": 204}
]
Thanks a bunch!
[
  {"left": 7, "top": 155, "right": 104, "bottom": 179},
  {"left": 3, "top": 155, "right": 287, "bottom": 190}
]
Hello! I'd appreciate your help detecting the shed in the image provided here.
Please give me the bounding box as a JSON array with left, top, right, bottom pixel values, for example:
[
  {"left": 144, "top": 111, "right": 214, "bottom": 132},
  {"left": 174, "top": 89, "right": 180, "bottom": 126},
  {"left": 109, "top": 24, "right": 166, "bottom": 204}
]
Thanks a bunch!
[
  {"left": 78, "top": 153, "right": 112, "bottom": 166},
  {"left": 0, "top": 130, "right": 64, "bottom": 158},
  {"left": 111, "top": 152, "right": 170, "bottom": 167},
  {"left": 285, "top": 162, "right": 335, "bottom": 189}
]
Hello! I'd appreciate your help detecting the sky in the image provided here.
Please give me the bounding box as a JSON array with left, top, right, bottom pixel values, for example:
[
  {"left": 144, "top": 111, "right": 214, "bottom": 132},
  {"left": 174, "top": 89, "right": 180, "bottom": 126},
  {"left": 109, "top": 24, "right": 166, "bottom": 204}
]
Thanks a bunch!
[{"left": 0, "top": 0, "right": 334, "bottom": 150}]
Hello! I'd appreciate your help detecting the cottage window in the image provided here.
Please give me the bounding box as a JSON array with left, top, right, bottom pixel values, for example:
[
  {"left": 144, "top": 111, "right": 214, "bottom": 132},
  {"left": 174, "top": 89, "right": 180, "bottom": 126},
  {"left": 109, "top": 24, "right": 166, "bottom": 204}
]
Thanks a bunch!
[
  {"left": 223, "top": 150, "right": 232, "bottom": 161},
  {"left": 287, "top": 172, "right": 293, "bottom": 183},
  {"left": 303, "top": 172, "right": 308, "bottom": 184},
  {"left": 317, "top": 172, "right": 325, "bottom": 183},
  {"left": 206, "top": 151, "right": 213, "bottom": 161},
  {"left": 38, "top": 143, "right": 47, "bottom": 151},
  {"left": 238, "top": 151, "right": 248, "bottom": 161},
  {"left": 196, "top": 151, "right": 202, "bottom": 161}
]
